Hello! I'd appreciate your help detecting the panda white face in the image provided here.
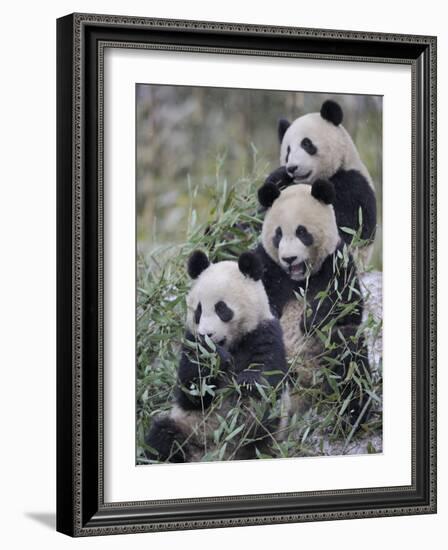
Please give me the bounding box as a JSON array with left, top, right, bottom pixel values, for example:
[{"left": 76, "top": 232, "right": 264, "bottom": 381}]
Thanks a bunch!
[
  {"left": 186, "top": 255, "right": 272, "bottom": 348},
  {"left": 280, "top": 112, "right": 348, "bottom": 185},
  {"left": 262, "top": 185, "right": 340, "bottom": 281}
]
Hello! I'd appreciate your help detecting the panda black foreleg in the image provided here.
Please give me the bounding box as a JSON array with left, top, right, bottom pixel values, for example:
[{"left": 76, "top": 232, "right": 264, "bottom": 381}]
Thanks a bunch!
[
  {"left": 176, "top": 335, "right": 232, "bottom": 411},
  {"left": 330, "top": 169, "right": 377, "bottom": 246},
  {"left": 236, "top": 369, "right": 262, "bottom": 396},
  {"left": 257, "top": 167, "right": 294, "bottom": 214},
  {"left": 144, "top": 415, "right": 188, "bottom": 463},
  {"left": 232, "top": 318, "right": 288, "bottom": 392},
  {"left": 255, "top": 244, "right": 295, "bottom": 318},
  {"left": 322, "top": 325, "right": 371, "bottom": 428},
  {"left": 264, "top": 165, "right": 294, "bottom": 190},
  {"left": 300, "top": 253, "right": 364, "bottom": 335}
]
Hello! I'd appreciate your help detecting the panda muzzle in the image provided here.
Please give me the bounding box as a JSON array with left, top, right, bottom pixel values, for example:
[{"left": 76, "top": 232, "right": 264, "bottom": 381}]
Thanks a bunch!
[
  {"left": 289, "top": 261, "right": 306, "bottom": 276},
  {"left": 290, "top": 169, "right": 312, "bottom": 181}
]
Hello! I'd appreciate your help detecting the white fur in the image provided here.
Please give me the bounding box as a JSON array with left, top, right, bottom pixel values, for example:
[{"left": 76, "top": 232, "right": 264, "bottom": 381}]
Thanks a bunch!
[
  {"left": 280, "top": 112, "right": 374, "bottom": 189},
  {"left": 280, "top": 298, "right": 305, "bottom": 358},
  {"left": 186, "top": 261, "right": 272, "bottom": 348},
  {"left": 262, "top": 185, "right": 340, "bottom": 281}
]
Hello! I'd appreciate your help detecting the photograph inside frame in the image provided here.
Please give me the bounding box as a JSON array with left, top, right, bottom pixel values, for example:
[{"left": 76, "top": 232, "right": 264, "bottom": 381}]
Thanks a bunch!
[{"left": 136, "top": 84, "right": 383, "bottom": 464}]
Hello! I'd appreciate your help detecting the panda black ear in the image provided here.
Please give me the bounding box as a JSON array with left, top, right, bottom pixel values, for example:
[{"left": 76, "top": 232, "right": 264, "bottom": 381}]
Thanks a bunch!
[
  {"left": 258, "top": 182, "right": 281, "bottom": 208},
  {"left": 238, "top": 252, "right": 263, "bottom": 281},
  {"left": 278, "top": 118, "right": 290, "bottom": 143},
  {"left": 311, "top": 179, "right": 336, "bottom": 205},
  {"left": 187, "top": 250, "right": 210, "bottom": 279},
  {"left": 320, "top": 100, "right": 343, "bottom": 126}
]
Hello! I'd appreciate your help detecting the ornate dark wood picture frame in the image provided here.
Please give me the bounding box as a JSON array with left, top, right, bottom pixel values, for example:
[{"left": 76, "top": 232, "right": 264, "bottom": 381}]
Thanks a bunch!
[{"left": 56, "top": 13, "right": 437, "bottom": 537}]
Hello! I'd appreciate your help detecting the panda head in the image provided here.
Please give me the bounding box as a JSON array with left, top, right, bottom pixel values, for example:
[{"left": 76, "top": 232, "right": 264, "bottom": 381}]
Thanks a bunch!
[
  {"left": 278, "top": 100, "right": 348, "bottom": 184},
  {"left": 260, "top": 180, "right": 339, "bottom": 281},
  {"left": 185, "top": 251, "right": 272, "bottom": 348}
]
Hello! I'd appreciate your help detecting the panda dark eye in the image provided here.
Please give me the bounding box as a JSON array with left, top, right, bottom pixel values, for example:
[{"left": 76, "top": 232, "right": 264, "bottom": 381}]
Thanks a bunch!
[
  {"left": 296, "top": 225, "right": 314, "bottom": 246},
  {"left": 272, "top": 226, "right": 282, "bottom": 249},
  {"left": 215, "top": 301, "right": 234, "bottom": 323},
  {"left": 285, "top": 145, "right": 291, "bottom": 163},
  {"left": 301, "top": 137, "right": 317, "bottom": 156},
  {"left": 194, "top": 302, "right": 202, "bottom": 324}
]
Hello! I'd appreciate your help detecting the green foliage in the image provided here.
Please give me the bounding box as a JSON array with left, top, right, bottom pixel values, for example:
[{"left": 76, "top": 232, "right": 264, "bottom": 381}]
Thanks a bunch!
[{"left": 136, "top": 164, "right": 383, "bottom": 464}]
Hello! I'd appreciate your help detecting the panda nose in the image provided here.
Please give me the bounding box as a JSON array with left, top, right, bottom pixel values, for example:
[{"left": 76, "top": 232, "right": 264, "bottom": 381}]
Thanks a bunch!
[
  {"left": 287, "top": 165, "right": 298, "bottom": 175},
  {"left": 282, "top": 255, "right": 297, "bottom": 265}
]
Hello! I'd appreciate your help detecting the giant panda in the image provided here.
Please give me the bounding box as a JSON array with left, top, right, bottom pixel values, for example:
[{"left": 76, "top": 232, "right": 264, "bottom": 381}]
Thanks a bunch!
[
  {"left": 256, "top": 180, "right": 371, "bottom": 426},
  {"left": 259, "top": 100, "right": 377, "bottom": 264},
  {"left": 144, "top": 250, "right": 290, "bottom": 463}
]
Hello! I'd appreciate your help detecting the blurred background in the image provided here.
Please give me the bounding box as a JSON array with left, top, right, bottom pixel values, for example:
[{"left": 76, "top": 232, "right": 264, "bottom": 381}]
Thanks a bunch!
[{"left": 136, "top": 85, "right": 382, "bottom": 268}]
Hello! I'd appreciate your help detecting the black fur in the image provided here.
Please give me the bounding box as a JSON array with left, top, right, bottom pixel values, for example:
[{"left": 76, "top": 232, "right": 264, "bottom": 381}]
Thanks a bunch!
[
  {"left": 299, "top": 245, "right": 363, "bottom": 332},
  {"left": 215, "top": 300, "right": 234, "bottom": 322},
  {"left": 144, "top": 416, "right": 188, "bottom": 463},
  {"left": 188, "top": 250, "right": 210, "bottom": 279},
  {"left": 296, "top": 225, "right": 314, "bottom": 246},
  {"left": 264, "top": 165, "right": 293, "bottom": 190},
  {"left": 194, "top": 302, "right": 202, "bottom": 324},
  {"left": 258, "top": 182, "right": 281, "bottom": 208},
  {"left": 176, "top": 320, "right": 287, "bottom": 412},
  {"left": 321, "top": 325, "right": 372, "bottom": 426},
  {"left": 176, "top": 332, "right": 232, "bottom": 411},
  {"left": 320, "top": 100, "right": 343, "bottom": 126},
  {"left": 229, "top": 318, "right": 287, "bottom": 445},
  {"left": 311, "top": 179, "right": 336, "bottom": 205},
  {"left": 238, "top": 251, "right": 263, "bottom": 281},
  {"left": 331, "top": 169, "right": 377, "bottom": 244},
  {"left": 278, "top": 118, "right": 290, "bottom": 142},
  {"left": 254, "top": 244, "right": 296, "bottom": 318},
  {"left": 229, "top": 318, "right": 287, "bottom": 390},
  {"left": 272, "top": 226, "right": 282, "bottom": 249},
  {"left": 259, "top": 168, "right": 376, "bottom": 246},
  {"left": 301, "top": 137, "right": 317, "bottom": 155}
]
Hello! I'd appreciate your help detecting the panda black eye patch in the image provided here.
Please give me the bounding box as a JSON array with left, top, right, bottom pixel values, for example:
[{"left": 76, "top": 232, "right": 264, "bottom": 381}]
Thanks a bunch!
[
  {"left": 296, "top": 225, "right": 314, "bottom": 246},
  {"left": 272, "top": 226, "right": 282, "bottom": 249},
  {"left": 301, "top": 137, "right": 317, "bottom": 156},
  {"left": 194, "top": 302, "right": 202, "bottom": 324},
  {"left": 215, "top": 301, "right": 234, "bottom": 323},
  {"left": 285, "top": 145, "right": 291, "bottom": 163}
]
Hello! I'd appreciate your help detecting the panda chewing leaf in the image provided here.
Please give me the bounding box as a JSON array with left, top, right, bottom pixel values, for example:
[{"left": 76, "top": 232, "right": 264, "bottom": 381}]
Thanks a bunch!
[{"left": 144, "top": 250, "right": 290, "bottom": 463}]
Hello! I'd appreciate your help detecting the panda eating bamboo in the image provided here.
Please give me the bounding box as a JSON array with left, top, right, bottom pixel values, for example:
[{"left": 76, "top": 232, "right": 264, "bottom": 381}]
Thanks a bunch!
[
  {"left": 255, "top": 179, "right": 372, "bottom": 428},
  {"left": 144, "top": 250, "right": 290, "bottom": 463}
]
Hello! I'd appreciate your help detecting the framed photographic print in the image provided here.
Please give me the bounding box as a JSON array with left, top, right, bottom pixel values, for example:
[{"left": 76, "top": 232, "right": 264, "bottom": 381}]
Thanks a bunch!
[{"left": 56, "top": 13, "right": 437, "bottom": 536}]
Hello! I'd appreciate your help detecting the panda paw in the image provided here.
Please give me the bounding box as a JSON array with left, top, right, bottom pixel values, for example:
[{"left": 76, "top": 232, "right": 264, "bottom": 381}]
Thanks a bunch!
[
  {"left": 264, "top": 165, "right": 293, "bottom": 189},
  {"left": 237, "top": 369, "right": 261, "bottom": 396},
  {"left": 216, "top": 346, "right": 233, "bottom": 369},
  {"left": 144, "top": 416, "right": 187, "bottom": 463},
  {"left": 200, "top": 337, "right": 232, "bottom": 366}
]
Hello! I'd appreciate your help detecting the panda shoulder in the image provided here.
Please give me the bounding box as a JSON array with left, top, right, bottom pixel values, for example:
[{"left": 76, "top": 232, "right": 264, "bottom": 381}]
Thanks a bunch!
[
  {"left": 236, "top": 317, "right": 286, "bottom": 366},
  {"left": 331, "top": 169, "right": 375, "bottom": 197},
  {"left": 253, "top": 244, "right": 291, "bottom": 284},
  {"left": 331, "top": 169, "right": 367, "bottom": 186}
]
